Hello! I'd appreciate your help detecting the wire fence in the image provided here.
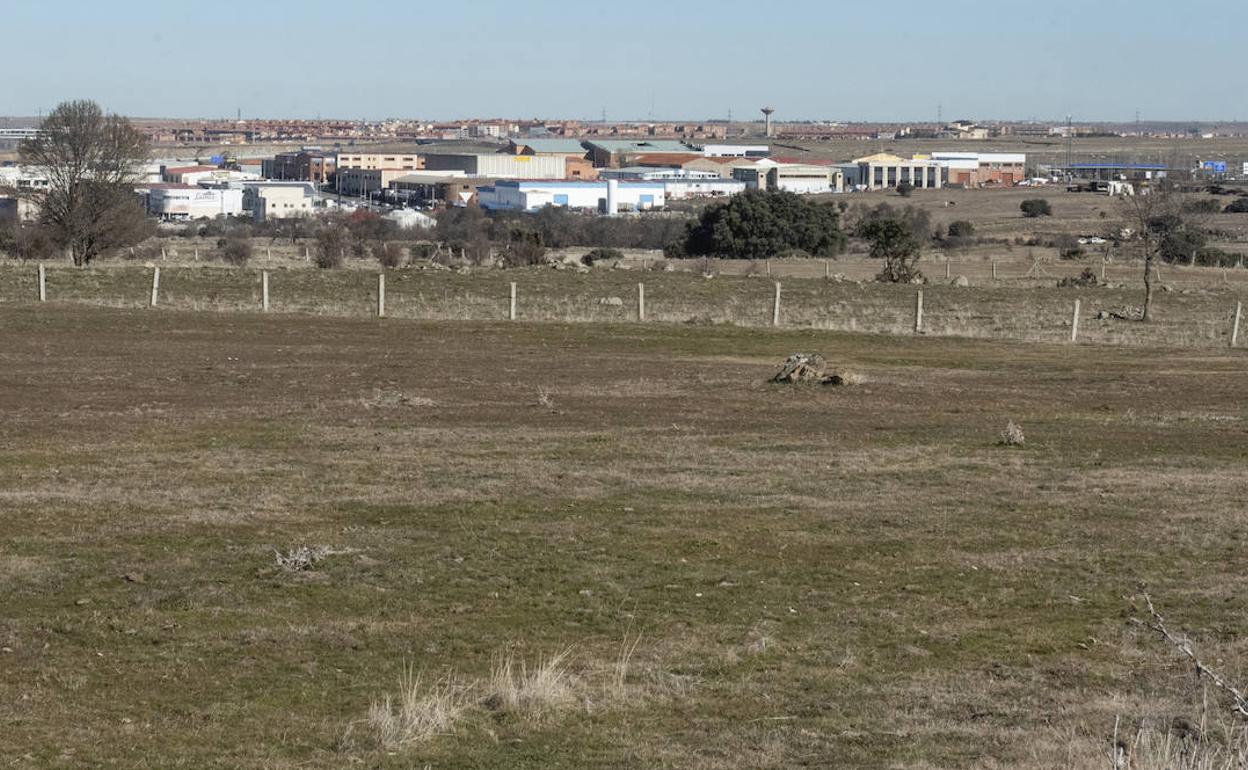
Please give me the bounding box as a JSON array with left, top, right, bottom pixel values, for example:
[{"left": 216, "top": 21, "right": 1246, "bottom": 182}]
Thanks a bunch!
[{"left": 1, "top": 263, "right": 1244, "bottom": 351}]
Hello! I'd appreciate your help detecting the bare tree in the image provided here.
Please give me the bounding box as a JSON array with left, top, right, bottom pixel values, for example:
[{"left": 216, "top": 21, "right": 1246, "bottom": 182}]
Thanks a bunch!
[
  {"left": 19, "top": 100, "right": 151, "bottom": 266},
  {"left": 1118, "top": 182, "right": 1190, "bottom": 322}
]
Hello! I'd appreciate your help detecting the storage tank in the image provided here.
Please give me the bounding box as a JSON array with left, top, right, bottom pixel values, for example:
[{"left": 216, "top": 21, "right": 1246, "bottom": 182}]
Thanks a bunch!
[{"left": 606, "top": 179, "right": 619, "bottom": 216}]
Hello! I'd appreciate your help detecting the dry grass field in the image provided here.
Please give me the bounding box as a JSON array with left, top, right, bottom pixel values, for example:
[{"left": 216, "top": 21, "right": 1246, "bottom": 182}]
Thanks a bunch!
[{"left": 2, "top": 304, "right": 1248, "bottom": 768}]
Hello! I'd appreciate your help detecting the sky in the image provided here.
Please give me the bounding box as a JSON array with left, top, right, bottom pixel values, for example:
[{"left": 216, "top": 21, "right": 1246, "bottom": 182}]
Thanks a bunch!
[{"left": 4, "top": 0, "right": 1245, "bottom": 123}]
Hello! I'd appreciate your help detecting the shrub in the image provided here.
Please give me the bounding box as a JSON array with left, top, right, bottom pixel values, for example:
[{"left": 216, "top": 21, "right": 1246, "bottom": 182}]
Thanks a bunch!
[
  {"left": 946, "top": 220, "right": 975, "bottom": 238},
  {"left": 1059, "top": 245, "right": 1085, "bottom": 260},
  {"left": 896, "top": 181, "right": 914, "bottom": 197},
  {"left": 499, "top": 228, "right": 546, "bottom": 268},
  {"left": 1224, "top": 197, "right": 1248, "bottom": 214},
  {"left": 860, "top": 218, "right": 922, "bottom": 283},
  {"left": 1020, "top": 199, "right": 1052, "bottom": 218},
  {"left": 373, "top": 241, "right": 402, "bottom": 268},
  {"left": 999, "top": 420, "right": 1025, "bottom": 446},
  {"left": 216, "top": 236, "right": 252, "bottom": 266},
  {"left": 581, "top": 247, "right": 623, "bottom": 266},
  {"left": 680, "top": 190, "right": 847, "bottom": 260}
]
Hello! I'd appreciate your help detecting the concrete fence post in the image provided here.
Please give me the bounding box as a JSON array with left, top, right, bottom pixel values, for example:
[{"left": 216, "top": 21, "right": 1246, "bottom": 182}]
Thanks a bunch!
[
  {"left": 1071, "top": 298, "right": 1081, "bottom": 343},
  {"left": 991, "top": 260, "right": 998, "bottom": 280},
  {"left": 1232, "top": 301, "right": 1243, "bottom": 348},
  {"left": 262, "top": 271, "right": 269, "bottom": 312},
  {"left": 914, "top": 290, "right": 924, "bottom": 334},
  {"left": 824, "top": 260, "right": 831, "bottom": 280},
  {"left": 637, "top": 282, "right": 645, "bottom": 322},
  {"left": 38, "top": 264, "right": 46, "bottom": 302},
  {"left": 194, "top": 247, "right": 199, "bottom": 261},
  {"left": 772, "top": 281, "right": 781, "bottom": 327},
  {"left": 766, "top": 260, "right": 772, "bottom": 277},
  {"left": 150, "top": 267, "right": 160, "bottom": 308},
  {"left": 377, "top": 273, "right": 386, "bottom": 318},
  {"left": 944, "top": 260, "right": 950, "bottom": 280},
  {"left": 160, "top": 247, "right": 167, "bottom": 261},
  {"left": 509, "top": 282, "right": 517, "bottom": 321}
]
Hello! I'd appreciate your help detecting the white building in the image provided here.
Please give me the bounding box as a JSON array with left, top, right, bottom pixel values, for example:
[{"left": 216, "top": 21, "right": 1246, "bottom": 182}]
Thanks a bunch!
[
  {"left": 0, "top": 166, "right": 49, "bottom": 193},
  {"left": 662, "top": 178, "right": 746, "bottom": 200},
  {"left": 478, "top": 180, "right": 665, "bottom": 213},
  {"left": 734, "top": 162, "right": 844, "bottom": 194},
  {"left": 701, "top": 144, "right": 770, "bottom": 158},
  {"left": 598, "top": 167, "right": 722, "bottom": 181},
  {"left": 422, "top": 153, "right": 566, "bottom": 179},
  {"left": 146, "top": 186, "right": 244, "bottom": 220},
  {"left": 242, "top": 182, "right": 314, "bottom": 221}
]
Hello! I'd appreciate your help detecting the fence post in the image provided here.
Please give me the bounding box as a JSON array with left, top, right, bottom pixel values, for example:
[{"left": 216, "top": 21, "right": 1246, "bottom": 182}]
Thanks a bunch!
[
  {"left": 262, "top": 270, "right": 269, "bottom": 312},
  {"left": 637, "top": 282, "right": 645, "bottom": 322},
  {"left": 772, "top": 281, "right": 781, "bottom": 327},
  {"left": 160, "top": 247, "right": 167, "bottom": 261},
  {"left": 266, "top": 248, "right": 271, "bottom": 262},
  {"left": 766, "top": 260, "right": 772, "bottom": 277},
  {"left": 991, "top": 260, "right": 998, "bottom": 280},
  {"left": 38, "top": 264, "right": 46, "bottom": 302},
  {"left": 194, "top": 247, "right": 199, "bottom": 261},
  {"left": 1101, "top": 259, "right": 1107, "bottom": 282},
  {"left": 509, "top": 282, "right": 517, "bottom": 321},
  {"left": 377, "top": 273, "right": 386, "bottom": 318},
  {"left": 824, "top": 259, "right": 830, "bottom": 280},
  {"left": 150, "top": 267, "right": 160, "bottom": 308},
  {"left": 1071, "top": 298, "right": 1081, "bottom": 343},
  {"left": 944, "top": 260, "right": 950, "bottom": 280},
  {"left": 914, "top": 289, "right": 924, "bottom": 334},
  {"left": 1232, "top": 301, "right": 1243, "bottom": 348}
]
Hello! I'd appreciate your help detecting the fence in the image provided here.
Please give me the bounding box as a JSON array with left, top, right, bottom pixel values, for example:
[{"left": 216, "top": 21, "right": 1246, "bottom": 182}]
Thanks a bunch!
[{"left": 3, "top": 264, "right": 1246, "bottom": 350}]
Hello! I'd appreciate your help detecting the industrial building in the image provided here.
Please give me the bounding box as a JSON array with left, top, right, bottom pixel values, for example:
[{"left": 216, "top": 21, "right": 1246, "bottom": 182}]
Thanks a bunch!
[
  {"left": 701, "top": 144, "right": 770, "bottom": 158},
  {"left": 583, "top": 139, "right": 696, "bottom": 168},
  {"left": 161, "top": 165, "right": 259, "bottom": 186},
  {"left": 145, "top": 186, "right": 244, "bottom": 220},
  {"left": 335, "top": 167, "right": 410, "bottom": 197},
  {"left": 661, "top": 178, "right": 746, "bottom": 200},
  {"left": 335, "top": 152, "right": 423, "bottom": 171},
  {"left": 734, "top": 162, "right": 844, "bottom": 194},
  {"left": 388, "top": 172, "right": 482, "bottom": 207},
  {"left": 422, "top": 153, "right": 568, "bottom": 179},
  {"left": 927, "top": 152, "right": 1026, "bottom": 186},
  {"left": 478, "top": 179, "right": 666, "bottom": 213},
  {"left": 265, "top": 150, "right": 336, "bottom": 183},
  {"left": 851, "top": 153, "right": 945, "bottom": 190},
  {"left": 242, "top": 182, "right": 314, "bottom": 221}
]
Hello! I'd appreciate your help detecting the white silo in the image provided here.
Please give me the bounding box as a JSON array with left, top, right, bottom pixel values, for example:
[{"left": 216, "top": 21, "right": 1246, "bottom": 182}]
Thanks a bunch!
[{"left": 606, "top": 178, "right": 619, "bottom": 216}]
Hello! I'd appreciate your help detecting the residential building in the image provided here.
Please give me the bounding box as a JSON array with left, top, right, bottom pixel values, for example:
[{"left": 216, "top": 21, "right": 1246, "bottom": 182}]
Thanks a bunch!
[{"left": 478, "top": 179, "right": 666, "bottom": 212}]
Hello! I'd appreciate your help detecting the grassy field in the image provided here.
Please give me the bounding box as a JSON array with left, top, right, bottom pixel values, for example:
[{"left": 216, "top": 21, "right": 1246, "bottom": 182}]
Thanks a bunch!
[{"left": 2, "top": 305, "right": 1247, "bottom": 768}]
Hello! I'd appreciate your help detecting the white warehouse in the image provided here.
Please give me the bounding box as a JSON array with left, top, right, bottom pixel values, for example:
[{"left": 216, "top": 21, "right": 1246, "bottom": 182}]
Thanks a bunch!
[
  {"left": 478, "top": 180, "right": 666, "bottom": 213},
  {"left": 146, "top": 186, "right": 244, "bottom": 220}
]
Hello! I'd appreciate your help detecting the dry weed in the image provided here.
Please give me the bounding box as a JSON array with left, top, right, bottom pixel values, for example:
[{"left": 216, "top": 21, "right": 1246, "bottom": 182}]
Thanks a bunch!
[
  {"left": 485, "top": 646, "right": 574, "bottom": 717},
  {"left": 367, "top": 669, "right": 471, "bottom": 749},
  {"left": 999, "top": 419, "right": 1026, "bottom": 447}
]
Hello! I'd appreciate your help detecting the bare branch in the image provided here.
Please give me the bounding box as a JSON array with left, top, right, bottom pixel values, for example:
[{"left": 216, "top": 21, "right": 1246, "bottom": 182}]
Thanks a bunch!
[{"left": 1134, "top": 593, "right": 1248, "bottom": 719}]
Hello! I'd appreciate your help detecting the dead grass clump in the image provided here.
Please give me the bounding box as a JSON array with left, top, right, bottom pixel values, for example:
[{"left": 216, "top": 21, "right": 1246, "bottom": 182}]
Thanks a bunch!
[
  {"left": 534, "top": 387, "right": 555, "bottom": 409},
  {"left": 484, "top": 647, "right": 574, "bottom": 717},
  {"left": 367, "top": 670, "right": 471, "bottom": 749},
  {"left": 999, "top": 419, "right": 1026, "bottom": 447},
  {"left": 1097, "top": 720, "right": 1248, "bottom": 770},
  {"left": 359, "top": 388, "right": 435, "bottom": 409},
  {"left": 275, "top": 545, "right": 337, "bottom": 571}
]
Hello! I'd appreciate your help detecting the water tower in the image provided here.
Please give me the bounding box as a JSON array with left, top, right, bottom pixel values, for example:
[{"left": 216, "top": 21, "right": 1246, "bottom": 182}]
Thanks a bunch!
[{"left": 760, "top": 106, "right": 775, "bottom": 138}]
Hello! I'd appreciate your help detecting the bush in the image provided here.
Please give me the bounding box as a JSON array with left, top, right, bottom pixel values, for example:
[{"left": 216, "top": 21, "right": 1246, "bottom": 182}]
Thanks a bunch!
[
  {"left": 582, "top": 247, "right": 624, "bottom": 266},
  {"left": 373, "top": 241, "right": 402, "bottom": 268},
  {"left": 314, "top": 221, "right": 351, "bottom": 269},
  {"left": 499, "top": 228, "right": 546, "bottom": 268},
  {"left": 860, "top": 218, "right": 922, "bottom": 283},
  {"left": 1020, "top": 199, "right": 1052, "bottom": 218},
  {"left": 216, "top": 236, "right": 252, "bottom": 266},
  {"left": 1224, "top": 197, "right": 1248, "bottom": 214},
  {"left": 896, "top": 181, "right": 913, "bottom": 197},
  {"left": 946, "top": 220, "right": 975, "bottom": 238},
  {"left": 678, "top": 190, "right": 847, "bottom": 260}
]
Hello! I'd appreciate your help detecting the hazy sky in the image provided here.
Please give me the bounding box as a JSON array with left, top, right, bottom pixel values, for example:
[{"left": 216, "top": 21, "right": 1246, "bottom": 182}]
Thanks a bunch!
[{"left": 5, "top": 0, "right": 1244, "bottom": 122}]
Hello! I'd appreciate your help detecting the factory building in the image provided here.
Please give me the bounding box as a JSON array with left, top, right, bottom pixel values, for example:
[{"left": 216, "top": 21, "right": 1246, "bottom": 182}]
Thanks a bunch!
[
  {"left": 145, "top": 186, "right": 244, "bottom": 220},
  {"left": 335, "top": 167, "right": 410, "bottom": 197},
  {"left": 503, "top": 138, "right": 597, "bottom": 178},
  {"left": 265, "top": 149, "right": 336, "bottom": 183},
  {"left": 477, "top": 179, "right": 666, "bottom": 213},
  {"left": 852, "top": 153, "right": 944, "bottom": 190},
  {"left": 926, "top": 152, "right": 1026, "bottom": 186},
  {"left": 388, "top": 172, "right": 483, "bottom": 207},
  {"left": 422, "top": 153, "right": 567, "bottom": 179},
  {"left": 583, "top": 139, "right": 696, "bottom": 168},
  {"left": 161, "top": 165, "right": 259, "bottom": 186},
  {"left": 242, "top": 182, "right": 314, "bottom": 222},
  {"left": 734, "top": 162, "right": 844, "bottom": 194},
  {"left": 661, "top": 178, "right": 746, "bottom": 200},
  {"left": 701, "top": 144, "right": 770, "bottom": 158},
  {"left": 335, "top": 152, "right": 423, "bottom": 171}
]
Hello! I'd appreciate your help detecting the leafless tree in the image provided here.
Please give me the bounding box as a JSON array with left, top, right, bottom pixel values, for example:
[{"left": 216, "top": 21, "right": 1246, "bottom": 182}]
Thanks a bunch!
[
  {"left": 19, "top": 100, "right": 151, "bottom": 266},
  {"left": 1118, "top": 183, "right": 1182, "bottom": 322}
]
